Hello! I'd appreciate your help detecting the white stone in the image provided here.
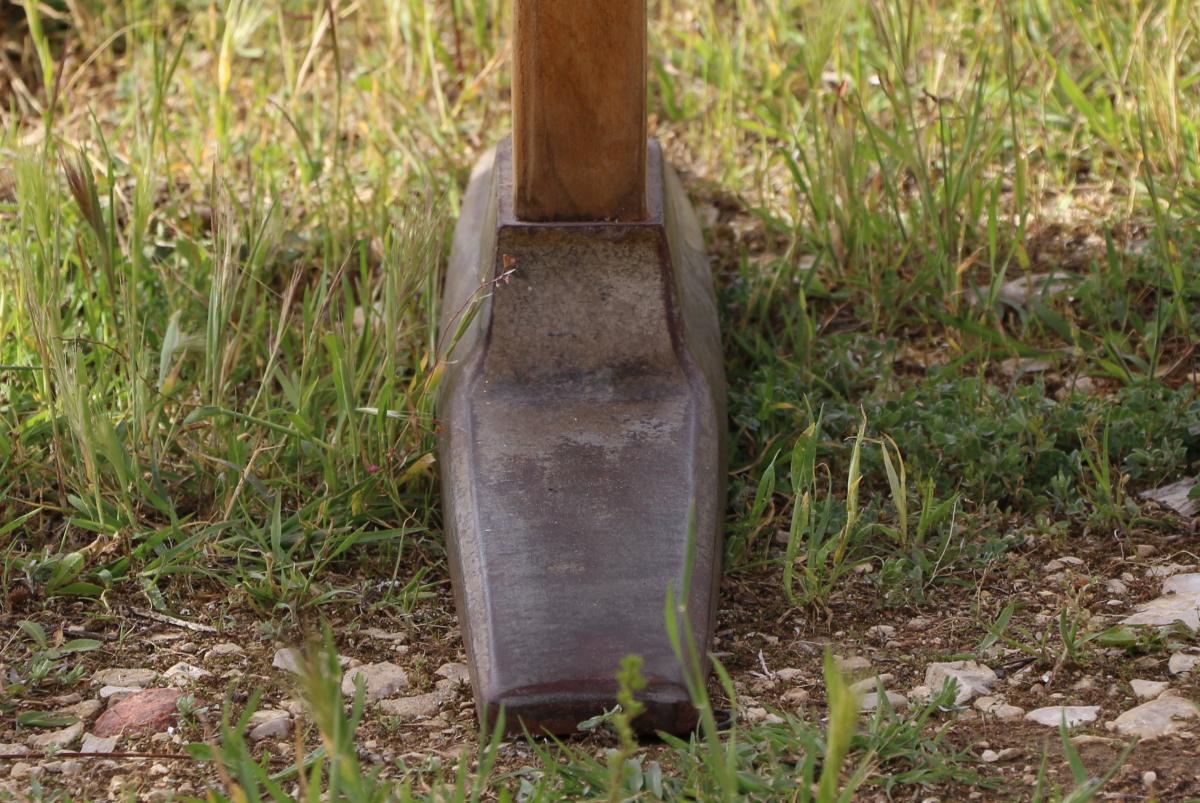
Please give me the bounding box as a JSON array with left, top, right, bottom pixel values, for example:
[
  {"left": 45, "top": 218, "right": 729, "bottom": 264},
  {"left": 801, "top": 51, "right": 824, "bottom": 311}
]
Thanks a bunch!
[
  {"left": 1169, "top": 652, "right": 1199, "bottom": 675},
  {"left": 341, "top": 662, "right": 409, "bottom": 702},
  {"left": 378, "top": 692, "right": 441, "bottom": 721},
  {"left": 859, "top": 690, "right": 907, "bottom": 712},
  {"left": 1139, "top": 478, "right": 1199, "bottom": 517},
  {"left": 1109, "top": 696, "right": 1198, "bottom": 740},
  {"left": 981, "top": 749, "right": 1001, "bottom": 763},
  {"left": 58, "top": 699, "right": 102, "bottom": 721},
  {"left": 247, "top": 710, "right": 291, "bottom": 742},
  {"left": 1163, "top": 574, "right": 1200, "bottom": 595},
  {"left": 60, "top": 760, "right": 82, "bottom": 777},
  {"left": 91, "top": 668, "right": 157, "bottom": 688},
  {"left": 280, "top": 698, "right": 307, "bottom": 717},
  {"left": 1105, "top": 578, "right": 1128, "bottom": 595},
  {"left": 924, "top": 661, "right": 997, "bottom": 704},
  {"left": 850, "top": 674, "right": 895, "bottom": 694},
  {"left": 782, "top": 687, "right": 809, "bottom": 705},
  {"left": 205, "top": 643, "right": 245, "bottom": 657},
  {"left": 27, "top": 722, "right": 83, "bottom": 750},
  {"left": 866, "top": 625, "right": 896, "bottom": 640},
  {"left": 80, "top": 733, "right": 118, "bottom": 753},
  {"left": 1120, "top": 592, "right": 1200, "bottom": 630},
  {"left": 164, "top": 662, "right": 210, "bottom": 683},
  {"left": 272, "top": 648, "right": 303, "bottom": 675},
  {"left": 1147, "top": 564, "right": 1192, "bottom": 579},
  {"left": 1024, "top": 706, "right": 1099, "bottom": 728},
  {"left": 974, "top": 696, "right": 1025, "bottom": 720},
  {"left": 361, "top": 627, "right": 406, "bottom": 643},
  {"left": 744, "top": 707, "right": 769, "bottom": 723},
  {"left": 435, "top": 662, "right": 470, "bottom": 684},
  {"left": 99, "top": 685, "right": 141, "bottom": 701},
  {"left": 1131, "top": 679, "right": 1169, "bottom": 700},
  {"left": 834, "top": 655, "right": 872, "bottom": 675}
]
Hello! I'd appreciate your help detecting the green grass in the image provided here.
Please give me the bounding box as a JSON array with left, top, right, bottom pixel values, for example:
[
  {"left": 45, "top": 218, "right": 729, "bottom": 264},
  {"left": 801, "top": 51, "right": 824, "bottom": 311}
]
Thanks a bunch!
[{"left": 2, "top": 0, "right": 1199, "bottom": 800}]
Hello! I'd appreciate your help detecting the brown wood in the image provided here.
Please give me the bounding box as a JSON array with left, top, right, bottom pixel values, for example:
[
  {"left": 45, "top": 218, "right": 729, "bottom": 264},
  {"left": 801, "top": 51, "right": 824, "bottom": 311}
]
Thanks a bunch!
[{"left": 512, "top": 0, "right": 647, "bottom": 222}]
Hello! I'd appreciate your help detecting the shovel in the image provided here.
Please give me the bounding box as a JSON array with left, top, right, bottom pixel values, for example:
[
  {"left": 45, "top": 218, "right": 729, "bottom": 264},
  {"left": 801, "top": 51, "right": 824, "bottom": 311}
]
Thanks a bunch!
[{"left": 437, "top": 0, "right": 726, "bottom": 736}]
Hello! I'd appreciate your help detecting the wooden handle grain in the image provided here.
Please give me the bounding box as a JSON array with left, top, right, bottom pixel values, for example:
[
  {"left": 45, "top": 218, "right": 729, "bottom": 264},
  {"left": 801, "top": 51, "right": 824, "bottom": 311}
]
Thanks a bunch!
[{"left": 512, "top": 0, "right": 647, "bottom": 222}]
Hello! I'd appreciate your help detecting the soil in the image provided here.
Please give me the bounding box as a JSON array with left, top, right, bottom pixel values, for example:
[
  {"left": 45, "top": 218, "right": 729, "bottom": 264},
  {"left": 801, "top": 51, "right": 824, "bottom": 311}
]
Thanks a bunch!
[{"left": 2, "top": 522, "right": 1198, "bottom": 802}]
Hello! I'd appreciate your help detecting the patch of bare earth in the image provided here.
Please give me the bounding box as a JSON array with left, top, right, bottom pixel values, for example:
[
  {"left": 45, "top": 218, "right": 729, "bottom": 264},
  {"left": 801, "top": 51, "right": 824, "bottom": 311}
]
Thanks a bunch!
[{"left": 2, "top": 517, "right": 1197, "bottom": 800}]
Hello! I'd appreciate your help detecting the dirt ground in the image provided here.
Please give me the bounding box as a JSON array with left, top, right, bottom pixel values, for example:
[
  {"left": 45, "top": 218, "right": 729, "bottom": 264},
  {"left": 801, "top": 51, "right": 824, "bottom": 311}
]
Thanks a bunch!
[{"left": 2, "top": 520, "right": 1198, "bottom": 802}]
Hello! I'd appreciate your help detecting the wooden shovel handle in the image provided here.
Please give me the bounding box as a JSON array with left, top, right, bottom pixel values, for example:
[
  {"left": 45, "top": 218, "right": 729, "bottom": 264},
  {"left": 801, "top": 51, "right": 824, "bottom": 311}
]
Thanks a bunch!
[{"left": 512, "top": 0, "right": 648, "bottom": 222}]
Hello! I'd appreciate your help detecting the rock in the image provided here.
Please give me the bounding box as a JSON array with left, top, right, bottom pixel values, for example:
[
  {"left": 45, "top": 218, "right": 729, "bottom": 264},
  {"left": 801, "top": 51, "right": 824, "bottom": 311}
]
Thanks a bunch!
[
  {"left": 1120, "top": 590, "right": 1200, "bottom": 630},
  {"left": 164, "top": 662, "right": 210, "bottom": 683},
  {"left": 1105, "top": 578, "right": 1128, "bottom": 595},
  {"left": 866, "top": 625, "right": 896, "bottom": 640},
  {"left": 909, "top": 686, "right": 931, "bottom": 704},
  {"left": 1139, "top": 477, "right": 1199, "bottom": 517},
  {"left": 361, "top": 627, "right": 406, "bottom": 643},
  {"left": 9, "top": 763, "right": 34, "bottom": 780},
  {"left": 1143, "top": 771, "right": 1157, "bottom": 788},
  {"left": 981, "top": 749, "right": 1001, "bottom": 763},
  {"left": 341, "top": 662, "right": 409, "bottom": 702},
  {"left": 272, "top": 647, "right": 303, "bottom": 675},
  {"left": 0, "top": 744, "right": 23, "bottom": 756},
  {"left": 435, "top": 662, "right": 470, "bottom": 684},
  {"left": 1024, "top": 706, "right": 1100, "bottom": 728},
  {"left": 906, "top": 617, "right": 930, "bottom": 630},
  {"left": 1044, "top": 556, "right": 1084, "bottom": 573},
  {"left": 247, "top": 710, "right": 291, "bottom": 742},
  {"left": 58, "top": 698, "right": 103, "bottom": 722},
  {"left": 280, "top": 698, "right": 307, "bottom": 717},
  {"left": 743, "top": 707, "right": 768, "bottom": 723},
  {"left": 80, "top": 733, "right": 119, "bottom": 753},
  {"left": 91, "top": 668, "right": 157, "bottom": 688},
  {"left": 1163, "top": 574, "right": 1200, "bottom": 595},
  {"left": 850, "top": 674, "right": 895, "bottom": 694},
  {"left": 995, "top": 272, "right": 1073, "bottom": 306},
  {"left": 92, "top": 688, "right": 183, "bottom": 737},
  {"left": 1147, "top": 563, "right": 1192, "bottom": 579},
  {"left": 974, "top": 696, "right": 1025, "bottom": 720},
  {"left": 1168, "top": 652, "right": 1199, "bottom": 675},
  {"left": 27, "top": 721, "right": 83, "bottom": 750},
  {"left": 1071, "top": 676, "right": 1095, "bottom": 691},
  {"left": 834, "top": 655, "right": 872, "bottom": 677},
  {"left": 99, "top": 685, "right": 142, "bottom": 701},
  {"left": 774, "top": 667, "right": 804, "bottom": 682},
  {"left": 60, "top": 760, "right": 82, "bottom": 777},
  {"left": 859, "top": 690, "right": 907, "bottom": 712},
  {"left": 782, "top": 687, "right": 809, "bottom": 705},
  {"left": 1135, "top": 544, "right": 1157, "bottom": 559},
  {"left": 1109, "top": 696, "right": 1198, "bottom": 740},
  {"left": 999, "top": 357, "right": 1053, "bottom": 377},
  {"left": 1131, "top": 679, "right": 1169, "bottom": 700},
  {"left": 205, "top": 643, "right": 245, "bottom": 658},
  {"left": 378, "top": 692, "right": 442, "bottom": 721},
  {"left": 924, "top": 661, "right": 997, "bottom": 705}
]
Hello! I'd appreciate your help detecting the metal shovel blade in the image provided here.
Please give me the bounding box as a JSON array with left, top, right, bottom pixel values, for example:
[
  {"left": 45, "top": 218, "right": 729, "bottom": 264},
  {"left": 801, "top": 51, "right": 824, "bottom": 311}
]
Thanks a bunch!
[{"left": 437, "top": 139, "right": 725, "bottom": 736}]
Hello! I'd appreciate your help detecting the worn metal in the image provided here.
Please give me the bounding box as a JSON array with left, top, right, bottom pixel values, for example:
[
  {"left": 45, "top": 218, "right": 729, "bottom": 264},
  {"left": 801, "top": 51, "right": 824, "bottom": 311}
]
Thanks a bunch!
[{"left": 438, "top": 139, "right": 726, "bottom": 736}]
